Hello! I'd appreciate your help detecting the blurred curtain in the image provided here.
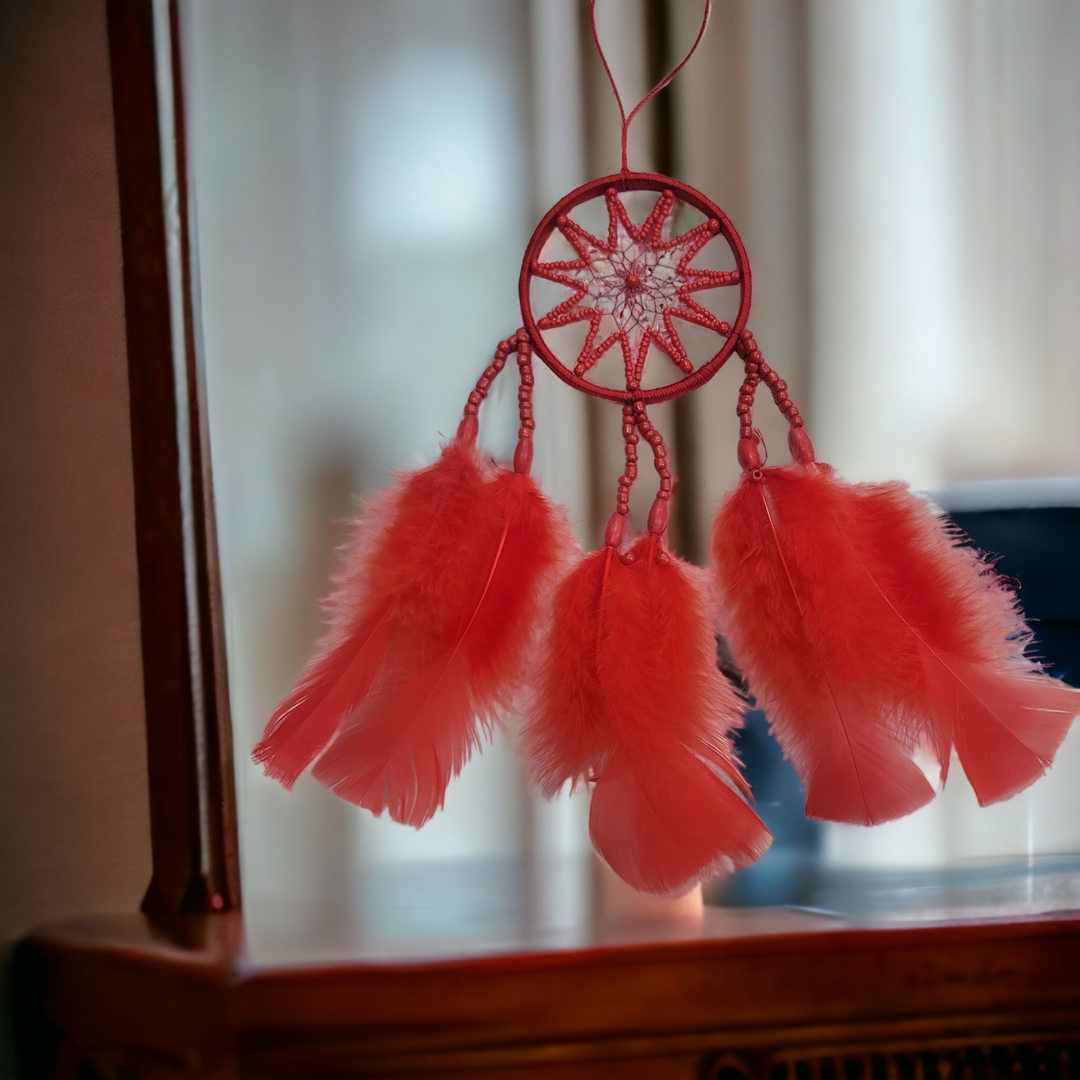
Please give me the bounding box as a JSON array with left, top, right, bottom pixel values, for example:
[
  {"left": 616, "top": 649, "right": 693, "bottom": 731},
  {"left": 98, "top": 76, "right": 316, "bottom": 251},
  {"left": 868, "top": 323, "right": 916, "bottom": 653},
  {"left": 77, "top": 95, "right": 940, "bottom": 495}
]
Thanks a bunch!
[{"left": 810, "top": 0, "right": 1080, "bottom": 490}]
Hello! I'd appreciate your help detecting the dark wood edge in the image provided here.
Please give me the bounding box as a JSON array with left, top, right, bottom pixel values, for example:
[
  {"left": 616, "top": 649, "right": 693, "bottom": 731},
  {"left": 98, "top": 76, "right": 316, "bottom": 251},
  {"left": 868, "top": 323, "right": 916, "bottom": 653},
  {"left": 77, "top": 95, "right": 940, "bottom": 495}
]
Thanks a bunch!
[
  {"left": 14, "top": 914, "right": 1080, "bottom": 1075},
  {"left": 105, "top": 0, "right": 240, "bottom": 918}
]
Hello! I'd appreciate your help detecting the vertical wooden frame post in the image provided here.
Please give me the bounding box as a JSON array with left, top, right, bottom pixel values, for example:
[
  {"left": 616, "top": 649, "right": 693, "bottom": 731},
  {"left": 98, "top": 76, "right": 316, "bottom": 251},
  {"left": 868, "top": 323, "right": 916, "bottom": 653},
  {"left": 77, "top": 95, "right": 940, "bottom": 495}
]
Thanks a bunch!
[{"left": 106, "top": 0, "right": 240, "bottom": 917}]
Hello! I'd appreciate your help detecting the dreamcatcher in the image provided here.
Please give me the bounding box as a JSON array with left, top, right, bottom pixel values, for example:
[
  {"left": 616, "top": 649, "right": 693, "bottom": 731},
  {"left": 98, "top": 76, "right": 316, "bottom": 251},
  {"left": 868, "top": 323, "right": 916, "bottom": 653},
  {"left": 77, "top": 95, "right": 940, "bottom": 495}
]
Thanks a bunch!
[{"left": 255, "top": 1, "right": 1078, "bottom": 896}]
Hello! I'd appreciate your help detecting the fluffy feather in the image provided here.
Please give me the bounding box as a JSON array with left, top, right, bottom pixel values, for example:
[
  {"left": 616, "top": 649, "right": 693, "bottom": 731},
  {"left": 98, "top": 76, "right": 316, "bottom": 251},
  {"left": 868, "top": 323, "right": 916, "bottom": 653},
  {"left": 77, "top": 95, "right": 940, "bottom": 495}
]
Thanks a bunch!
[
  {"left": 255, "top": 439, "right": 574, "bottom": 826},
  {"left": 712, "top": 464, "right": 1079, "bottom": 824},
  {"left": 252, "top": 440, "right": 485, "bottom": 788},
  {"left": 853, "top": 479, "right": 1079, "bottom": 805},
  {"left": 525, "top": 536, "right": 771, "bottom": 895},
  {"left": 712, "top": 467, "right": 935, "bottom": 825}
]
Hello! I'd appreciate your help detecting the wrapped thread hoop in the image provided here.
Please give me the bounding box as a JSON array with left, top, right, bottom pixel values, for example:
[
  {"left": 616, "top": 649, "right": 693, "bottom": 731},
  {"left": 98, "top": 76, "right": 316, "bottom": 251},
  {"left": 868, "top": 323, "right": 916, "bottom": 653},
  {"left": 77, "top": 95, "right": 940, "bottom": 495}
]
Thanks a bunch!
[{"left": 519, "top": 172, "right": 753, "bottom": 406}]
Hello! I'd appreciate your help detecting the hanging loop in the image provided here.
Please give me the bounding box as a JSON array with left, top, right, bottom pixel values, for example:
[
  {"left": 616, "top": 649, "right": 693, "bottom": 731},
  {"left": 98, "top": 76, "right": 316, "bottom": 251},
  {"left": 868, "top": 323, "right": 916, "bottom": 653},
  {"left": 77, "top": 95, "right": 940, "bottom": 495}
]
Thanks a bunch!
[{"left": 590, "top": 0, "right": 712, "bottom": 173}]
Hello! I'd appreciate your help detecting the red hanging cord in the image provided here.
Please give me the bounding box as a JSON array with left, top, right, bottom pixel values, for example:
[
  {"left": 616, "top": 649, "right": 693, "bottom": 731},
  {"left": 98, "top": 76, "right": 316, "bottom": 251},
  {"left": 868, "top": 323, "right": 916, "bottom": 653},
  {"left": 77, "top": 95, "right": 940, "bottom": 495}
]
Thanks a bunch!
[{"left": 590, "top": 0, "right": 712, "bottom": 173}]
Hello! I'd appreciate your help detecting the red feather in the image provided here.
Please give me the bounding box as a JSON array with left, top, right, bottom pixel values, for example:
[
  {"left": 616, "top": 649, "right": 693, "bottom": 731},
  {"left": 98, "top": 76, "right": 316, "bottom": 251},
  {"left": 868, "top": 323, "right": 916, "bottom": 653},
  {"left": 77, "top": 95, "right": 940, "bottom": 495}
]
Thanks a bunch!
[
  {"left": 852, "top": 479, "right": 1079, "bottom": 805},
  {"left": 251, "top": 608, "right": 392, "bottom": 791},
  {"left": 712, "top": 466, "right": 936, "bottom": 825},
  {"left": 255, "top": 439, "right": 574, "bottom": 825},
  {"left": 712, "top": 464, "right": 1079, "bottom": 824},
  {"left": 525, "top": 536, "right": 771, "bottom": 896}
]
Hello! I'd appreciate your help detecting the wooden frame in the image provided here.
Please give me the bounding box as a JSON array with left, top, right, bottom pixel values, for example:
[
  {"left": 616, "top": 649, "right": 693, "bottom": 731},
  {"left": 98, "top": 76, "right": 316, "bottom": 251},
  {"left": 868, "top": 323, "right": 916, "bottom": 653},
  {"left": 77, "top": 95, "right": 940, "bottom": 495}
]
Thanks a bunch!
[
  {"left": 15, "top": 907, "right": 1080, "bottom": 1076},
  {"left": 13, "top": 1, "right": 1080, "bottom": 1076},
  {"left": 106, "top": 0, "right": 239, "bottom": 918}
]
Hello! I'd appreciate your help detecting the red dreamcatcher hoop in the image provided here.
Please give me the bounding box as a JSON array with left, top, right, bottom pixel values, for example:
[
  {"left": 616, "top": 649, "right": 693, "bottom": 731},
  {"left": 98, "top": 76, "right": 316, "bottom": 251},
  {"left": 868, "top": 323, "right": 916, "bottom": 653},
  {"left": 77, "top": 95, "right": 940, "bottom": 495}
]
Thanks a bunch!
[
  {"left": 255, "top": 0, "right": 1079, "bottom": 898},
  {"left": 520, "top": 173, "right": 751, "bottom": 406}
]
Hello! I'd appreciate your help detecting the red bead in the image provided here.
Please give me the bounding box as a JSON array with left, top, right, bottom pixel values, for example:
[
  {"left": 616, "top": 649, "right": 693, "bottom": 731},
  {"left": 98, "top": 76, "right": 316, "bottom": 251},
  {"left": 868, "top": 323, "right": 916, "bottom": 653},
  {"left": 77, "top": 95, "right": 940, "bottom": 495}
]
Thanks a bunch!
[
  {"left": 659, "top": 478, "right": 672, "bottom": 493},
  {"left": 604, "top": 512, "right": 626, "bottom": 549},
  {"left": 457, "top": 413, "right": 479, "bottom": 445},
  {"left": 789, "top": 427, "right": 815, "bottom": 464},
  {"left": 513, "top": 437, "right": 534, "bottom": 476},
  {"left": 737, "top": 437, "right": 762, "bottom": 471},
  {"left": 647, "top": 498, "right": 669, "bottom": 536}
]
